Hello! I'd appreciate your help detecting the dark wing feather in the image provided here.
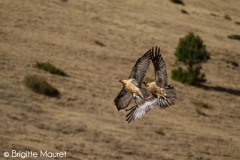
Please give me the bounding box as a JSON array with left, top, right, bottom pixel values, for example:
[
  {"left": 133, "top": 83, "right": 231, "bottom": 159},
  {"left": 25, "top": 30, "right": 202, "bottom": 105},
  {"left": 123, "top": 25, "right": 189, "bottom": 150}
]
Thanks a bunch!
[
  {"left": 158, "top": 85, "right": 177, "bottom": 108},
  {"left": 165, "top": 85, "right": 177, "bottom": 100},
  {"left": 114, "top": 87, "right": 133, "bottom": 110},
  {"left": 129, "top": 49, "right": 151, "bottom": 87},
  {"left": 126, "top": 96, "right": 158, "bottom": 123},
  {"left": 150, "top": 46, "right": 168, "bottom": 87},
  {"left": 158, "top": 98, "right": 175, "bottom": 108}
]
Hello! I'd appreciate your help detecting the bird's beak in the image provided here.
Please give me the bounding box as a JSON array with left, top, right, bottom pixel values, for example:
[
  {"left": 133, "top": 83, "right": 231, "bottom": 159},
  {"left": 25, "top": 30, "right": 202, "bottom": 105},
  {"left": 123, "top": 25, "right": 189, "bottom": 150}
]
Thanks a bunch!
[
  {"left": 119, "top": 80, "right": 122, "bottom": 83},
  {"left": 143, "top": 81, "right": 147, "bottom": 85}
]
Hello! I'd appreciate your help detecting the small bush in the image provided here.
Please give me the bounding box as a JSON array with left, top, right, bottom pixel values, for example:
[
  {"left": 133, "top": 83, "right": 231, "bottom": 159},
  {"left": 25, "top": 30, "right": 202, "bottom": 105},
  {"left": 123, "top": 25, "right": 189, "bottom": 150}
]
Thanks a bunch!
[
  {"left": 224, "top": 14, "right": 231, "bottom": 20},
  {"left": 94, "top": 40, "right": 106, "bottom": 47},
  {"left": 155, "top": 129, "right": 165, "bottom": 135},
  {"left": 170, "top": 0, "right": 184, "bottom": 5},
  {"left": 210, "top": 13, "right": 218, "bottom": 17},
  {"left": 193, "top": 100, "right": 211, "bottom": 116},
  {"left": 228, "top": 34, "right": 240, "bottom": 41},
  {"left": 235, "top": 21, "right": 240, "bottom": 25},
  {"left": 195, "top": 106, "right": 205, "bottom": 115},
  {"left": 192, "top": 100, "right": 212, "bottom": 109},
  {"left": 174, "top": 32, "right": 210, "bottom": 67},
  {"left": 225, "top": 60, "right": 238, "bottom": 67},
  {"left": 35, "top": 62, "right": 68, "bottom": 76},
  {"left": 24, "top": 75, "right": 60, "bottom": 97},
  {"left": 172, "top": 32, "right": 210, "bottom": 85},
  {"left": 181, "top": 9, "right": 188, "bottom": 14},
  {"left": 172, "top": 67, "right": 206, "bottom": 85}
]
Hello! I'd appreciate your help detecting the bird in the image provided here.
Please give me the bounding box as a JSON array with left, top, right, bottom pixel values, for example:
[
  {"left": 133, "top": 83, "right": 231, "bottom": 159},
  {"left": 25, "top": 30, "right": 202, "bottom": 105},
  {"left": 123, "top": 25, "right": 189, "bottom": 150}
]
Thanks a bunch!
[
  {"left": 114, "top": 48, "right": 152, "bottom": 111},
  {"left": 126, "top": 46, "right": 177, "bottom": 123}
]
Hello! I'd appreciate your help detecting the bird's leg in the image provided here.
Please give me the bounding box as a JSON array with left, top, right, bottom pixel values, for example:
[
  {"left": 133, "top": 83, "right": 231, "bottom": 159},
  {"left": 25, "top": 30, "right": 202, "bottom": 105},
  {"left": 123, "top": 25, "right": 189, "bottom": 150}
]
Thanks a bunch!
[
  {"left": 125, "top": 105, "right": 137, "bottom": 111},
  {"left": 133, "top": 93, "right": 141, "bottom": 105},
  {"left": 159, "top": 95, "right": 167, "bottom": 100},
  {"left": 125, "top": 94, "right": 140, "bottom": 112}
]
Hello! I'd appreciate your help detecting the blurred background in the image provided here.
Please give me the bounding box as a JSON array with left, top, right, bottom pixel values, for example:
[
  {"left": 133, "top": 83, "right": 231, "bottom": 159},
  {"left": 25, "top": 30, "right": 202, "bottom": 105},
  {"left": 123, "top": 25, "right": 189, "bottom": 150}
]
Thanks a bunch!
[{"left": 0, "top": 0, "right": 240, "bottom": 159}]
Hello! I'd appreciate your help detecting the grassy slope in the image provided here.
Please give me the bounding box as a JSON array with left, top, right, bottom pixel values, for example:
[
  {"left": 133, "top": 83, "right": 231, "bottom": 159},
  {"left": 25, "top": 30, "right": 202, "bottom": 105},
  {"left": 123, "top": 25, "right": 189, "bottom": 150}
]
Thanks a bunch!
[{"left": 0, "top": 0, "right": 240, "bottom": 159}]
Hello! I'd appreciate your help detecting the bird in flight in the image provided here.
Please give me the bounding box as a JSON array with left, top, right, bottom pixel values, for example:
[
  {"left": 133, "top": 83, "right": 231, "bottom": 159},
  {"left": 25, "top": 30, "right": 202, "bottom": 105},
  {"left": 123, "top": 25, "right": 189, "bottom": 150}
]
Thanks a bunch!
[
  {"left": 114, "top": 49, "right": 152, "bottom": 111},
  {"left": 126, "top": 46, "right": 177, "bottom": 123}
]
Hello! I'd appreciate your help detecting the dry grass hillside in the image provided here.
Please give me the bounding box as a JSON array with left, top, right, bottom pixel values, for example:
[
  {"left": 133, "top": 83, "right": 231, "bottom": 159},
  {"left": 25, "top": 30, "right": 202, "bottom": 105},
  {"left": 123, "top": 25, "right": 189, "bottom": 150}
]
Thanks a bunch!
[{"left": 1, "top": 0, "right": 240, "bottom": 159}]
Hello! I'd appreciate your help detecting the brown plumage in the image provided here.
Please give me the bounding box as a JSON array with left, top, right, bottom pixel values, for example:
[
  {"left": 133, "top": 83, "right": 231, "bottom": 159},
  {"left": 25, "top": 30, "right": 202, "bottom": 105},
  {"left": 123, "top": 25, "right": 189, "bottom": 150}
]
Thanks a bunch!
[
  {"left": 126, "top": 46, "right": 177, "bottom": 123},
  {"left": 114, "top": 49, "right": 152, "bottom": 111}
]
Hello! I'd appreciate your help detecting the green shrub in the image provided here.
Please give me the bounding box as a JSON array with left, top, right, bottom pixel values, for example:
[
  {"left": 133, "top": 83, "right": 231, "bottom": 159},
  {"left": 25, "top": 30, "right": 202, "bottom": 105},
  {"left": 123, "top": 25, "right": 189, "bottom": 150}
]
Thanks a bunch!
[
  {"left": 210, "top": 13, "right": 218, "bottom": 17},
  {"left": 24, "top": 75, "right": 60, "bottom": 97},
  {"left": 192, "top": 100, "right": 211, "bottom": 116},
  {"left": 228, "top": 34, "right": 240, "bottom": 41},
  {"left": 94, "top": 40, "right": 106, "bottom": 47},
  {"left": 172, "top": 67, "right": 206, "bottom": 85},
  {"left": 174, "top": 32, "right": 210, "bottom": 67},
  {"left": 170, "top": 0, "right": 184, "bottom": 5},
  {"left": 35, "top": 62, "right": 68, "bottom": 76},
  {"left": 192, "top": 100, "right": 212, "bottom": 109},
  {"left": 155, "top": 129, "right": 165, "bottom": 135},
  {"left": 181, "top": 9, "right": 188, "bottom": 14},
  {"left": 172, "top": 32, "right": 210, "bottom": 85},
  {"left": 235, "top": 21, "right": 240, "bottom": 25},
  {"left": 195, "top": 106, "right": 205, "bottom": 115},
  {"left": 224, "top": 14, "right": 231, "bottom": 20}
]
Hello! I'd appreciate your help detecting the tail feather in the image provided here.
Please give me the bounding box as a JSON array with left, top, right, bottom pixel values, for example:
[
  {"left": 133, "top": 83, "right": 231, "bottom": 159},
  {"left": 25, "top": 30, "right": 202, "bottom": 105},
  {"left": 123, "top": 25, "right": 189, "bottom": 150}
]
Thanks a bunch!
[
  {"left": 157, "top": 85, "right": 177, "bottom": 108},
  {"left": 164, "top": 85, "right": 177, "bottom": 99}
]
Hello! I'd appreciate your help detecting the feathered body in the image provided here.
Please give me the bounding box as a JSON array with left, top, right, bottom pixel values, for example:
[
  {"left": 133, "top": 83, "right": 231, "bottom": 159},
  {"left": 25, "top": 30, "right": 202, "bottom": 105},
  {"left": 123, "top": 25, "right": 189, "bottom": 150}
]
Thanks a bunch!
[
  {"left": 114, "top": 49, "right": 152, "bottom": 111},
  {"left": 126, "top": 46, "right": 177, "bottom": 123}
]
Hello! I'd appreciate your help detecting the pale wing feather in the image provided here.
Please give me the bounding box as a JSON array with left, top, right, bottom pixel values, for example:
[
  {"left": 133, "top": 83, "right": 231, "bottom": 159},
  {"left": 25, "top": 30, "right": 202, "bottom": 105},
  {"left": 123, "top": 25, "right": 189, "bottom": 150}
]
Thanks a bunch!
[{"left": 126, "top": 96, "right": 158, "bottom": 123}]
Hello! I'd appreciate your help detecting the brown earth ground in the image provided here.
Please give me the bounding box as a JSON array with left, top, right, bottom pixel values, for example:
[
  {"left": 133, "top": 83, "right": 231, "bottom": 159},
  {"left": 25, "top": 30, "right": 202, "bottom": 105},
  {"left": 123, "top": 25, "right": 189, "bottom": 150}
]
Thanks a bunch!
[{"left": 1, "top": 0, "right": 240, "bottom": 160}]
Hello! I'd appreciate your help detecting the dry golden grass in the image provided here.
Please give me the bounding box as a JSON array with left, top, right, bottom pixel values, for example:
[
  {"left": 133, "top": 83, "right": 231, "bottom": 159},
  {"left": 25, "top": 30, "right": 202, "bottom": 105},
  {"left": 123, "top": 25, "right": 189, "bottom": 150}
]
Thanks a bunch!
[{"left": 1, "top": 0, "right": 240, "bottom": 160}]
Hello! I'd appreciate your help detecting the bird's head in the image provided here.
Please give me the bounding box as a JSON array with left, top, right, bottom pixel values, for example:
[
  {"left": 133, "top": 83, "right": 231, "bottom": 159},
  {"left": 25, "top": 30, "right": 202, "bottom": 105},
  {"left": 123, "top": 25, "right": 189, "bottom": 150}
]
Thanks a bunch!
[
  {"left": 143, "top": 81, "right": 149, "bottom": 87},
  {"left": 119, "top": 79, "right": 127, "bottom": 86}
]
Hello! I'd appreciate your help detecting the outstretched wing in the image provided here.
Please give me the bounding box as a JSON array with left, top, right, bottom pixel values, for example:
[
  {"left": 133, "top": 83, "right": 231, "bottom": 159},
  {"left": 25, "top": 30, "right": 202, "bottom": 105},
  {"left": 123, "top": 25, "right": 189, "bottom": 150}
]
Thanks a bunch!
[
  {"left": 114, "top": 87, "right": 133, "bottom": 110},
  {"left": 150, "top": 46, "right": 168, "bottom": 87},
  {"left": 126, "top": 95, "right": 158, "bottom": 123},
  {"left": 158, "top": 97, "right": 175, "bottom": 108},
  {"left": 129, "top": 49, "right": 152, "bottom": 87}
]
